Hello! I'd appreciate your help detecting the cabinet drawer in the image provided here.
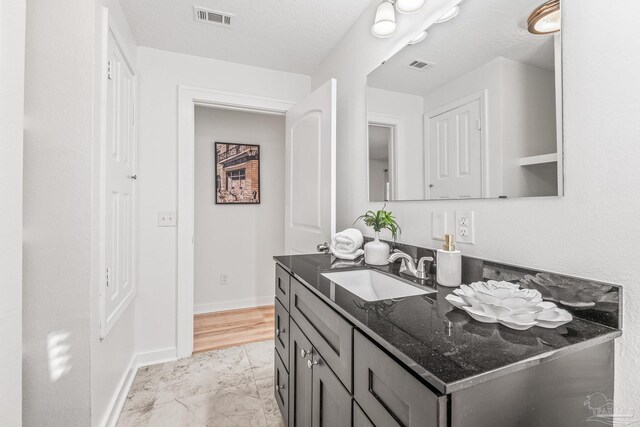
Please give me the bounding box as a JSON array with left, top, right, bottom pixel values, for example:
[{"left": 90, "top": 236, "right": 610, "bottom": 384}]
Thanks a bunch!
[
  {"left": 275, "top": 264, "right": 290, "bottom": 311},
  {"left": 274, "top": 350, "right": 289, "bottom": 426},
  {"left": 354, "top": 401, "right": 375, "bottom": 427},
  {"left": 354, "top": 331, "right": 447, "bottom": 427},
  {"left": 290, "top": 277, "right": 353, "bottom": 392},
  {"left": 275, "top": 298, "right": 290, "bottom": 368}
]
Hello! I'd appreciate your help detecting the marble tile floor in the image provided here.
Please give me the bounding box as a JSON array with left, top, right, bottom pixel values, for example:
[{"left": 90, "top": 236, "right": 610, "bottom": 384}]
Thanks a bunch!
[{"left": 117, "top": 340, "right": 284, "bottom": 427}]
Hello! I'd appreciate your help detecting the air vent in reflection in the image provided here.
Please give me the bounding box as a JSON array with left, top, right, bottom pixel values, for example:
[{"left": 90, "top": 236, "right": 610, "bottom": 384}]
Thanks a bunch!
[{"left": 407, "top": 59, "right": 435, "bottom": 71}]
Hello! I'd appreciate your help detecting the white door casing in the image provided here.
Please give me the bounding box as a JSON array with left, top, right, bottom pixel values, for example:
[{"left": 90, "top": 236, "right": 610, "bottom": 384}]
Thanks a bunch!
[
  {"left": 284, "top": 79, "right": 336, "bottom": 254},
  {"left": 100, "top": 28, "right": 136, "bottom": 338},
  {"left": 427, "top": 96, "right": 483, "bottom": 200}
]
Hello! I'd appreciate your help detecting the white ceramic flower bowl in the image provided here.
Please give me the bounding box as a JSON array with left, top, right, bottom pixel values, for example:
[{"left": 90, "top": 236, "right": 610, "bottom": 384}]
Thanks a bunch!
[{"left": 446, "top": 280, "right": 573, "bottom": 330}]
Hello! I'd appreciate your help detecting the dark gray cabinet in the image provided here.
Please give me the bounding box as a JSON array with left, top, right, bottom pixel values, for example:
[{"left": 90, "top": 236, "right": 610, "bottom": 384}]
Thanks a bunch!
[
  {"left": 275, "top": 298, "right": 289, "bottom": 366},
  {"left": 275, "top": 262, "right": 445, "bottom": 427},
  {"left": 289, "top": 319, "right": 351, "bottom": 427},
  {"left": 275, "top": 351, "right": 289, "bottom": 426},
  {"left": 289, "top": 320, "right": 313, "bottom": 426},
  {"left": 311, "top": 352, "right": 351, "bottom": 427},
  {"left": 354, "top": 331, "right": 447, "bottom": 427},
  {"left": 275, "top": 264, "right": 291, "bottom": 310},
  {"left": 290, "top": 277, "right": 353, "bottom": 392}
]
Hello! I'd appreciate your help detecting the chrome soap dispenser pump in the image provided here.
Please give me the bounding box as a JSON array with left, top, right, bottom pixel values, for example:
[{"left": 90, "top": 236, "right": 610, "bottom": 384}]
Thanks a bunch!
[{"left": 436, "top": 234, "right": 462, "bottom": 287}]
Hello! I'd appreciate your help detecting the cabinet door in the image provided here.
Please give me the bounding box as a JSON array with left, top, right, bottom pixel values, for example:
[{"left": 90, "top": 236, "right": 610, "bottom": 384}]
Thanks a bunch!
[
  {"left": 311, "top": 353, "right": 352, "bottom": 427},
  {"left": 289, "top": 320, "right": 313, "bottom": 427},
  {"left": 290, "top": 277, "right": 353, "bottom": 391},
  {"left": 354, "top": 331, "right": 447, "bottom": 427},
  {"left": 274, "top": 351, "right": 289, "bottom": 426},
  {"left": 275, "top": 298, "right": 290, "bottom": 367},
  {"left": 275, "top": 264, "right": 291, "bottom": 310}
]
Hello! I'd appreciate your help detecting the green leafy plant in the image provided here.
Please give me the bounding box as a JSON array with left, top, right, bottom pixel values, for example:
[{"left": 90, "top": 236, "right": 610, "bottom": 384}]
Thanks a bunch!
[{"left": 354, "top": 204, "right": 401, "bottom": 240}]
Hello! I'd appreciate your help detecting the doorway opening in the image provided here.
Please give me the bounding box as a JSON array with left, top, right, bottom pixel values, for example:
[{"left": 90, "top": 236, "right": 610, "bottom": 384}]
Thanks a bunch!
[{"left": 192, "top": 105, "right": 285, "bottom": 353}]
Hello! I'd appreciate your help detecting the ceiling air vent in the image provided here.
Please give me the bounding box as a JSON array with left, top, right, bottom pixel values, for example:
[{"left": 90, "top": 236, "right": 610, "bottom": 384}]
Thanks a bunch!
[
  {"left": 194, "top": 7, "right": 234, "bottom": 27},
  {"left": 407, "top": 59, "right": 435, "bottom": 71}
]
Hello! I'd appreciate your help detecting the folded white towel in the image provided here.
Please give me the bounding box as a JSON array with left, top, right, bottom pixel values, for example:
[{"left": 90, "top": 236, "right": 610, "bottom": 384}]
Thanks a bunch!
[
  {"left": 331, "top": 228, "right": 364, "bottom": 253},
  {"left": 330, "top": 228, "right": 364, "bottom": 260}
]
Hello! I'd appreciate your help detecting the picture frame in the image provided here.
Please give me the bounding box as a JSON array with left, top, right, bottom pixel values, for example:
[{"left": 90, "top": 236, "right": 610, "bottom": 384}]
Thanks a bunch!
[{"left": 214, "top": 142, "right": 261, "bottom": 204}]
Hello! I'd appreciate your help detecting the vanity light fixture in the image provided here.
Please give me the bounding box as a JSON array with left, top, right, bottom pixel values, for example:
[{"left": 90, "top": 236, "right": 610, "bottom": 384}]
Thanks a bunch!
[
  {"left": 395, "top": 0, "right": 426, "bottom": 14},
  {"left": 528, "top": 0, "right": 561, "bottom": 34},
  {"left": 372, "top": 1, "right": 397, "bottom": 38},
  {"left": 435, "top": 5, "right": 460, "bottom": 23},
  {"left": 408, "top": 30, "right": 428, "bottom": 45}
]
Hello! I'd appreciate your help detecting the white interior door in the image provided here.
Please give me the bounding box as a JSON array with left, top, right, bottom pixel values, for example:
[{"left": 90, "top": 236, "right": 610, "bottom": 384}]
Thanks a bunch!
[
  {"left": 428, "top": 99, "right": 482, "bottom": 199},
  {"left": 101, "top": 29, "right": 136, "bottom": 338},
  {"left": 285, "top": 79, "right": 336, "bottom": 254}
]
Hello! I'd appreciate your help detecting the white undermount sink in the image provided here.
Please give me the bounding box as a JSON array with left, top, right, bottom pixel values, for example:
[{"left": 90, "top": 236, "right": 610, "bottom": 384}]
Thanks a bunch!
[{"left": 321, "top": 269, "right": 429, "bottom": 301}]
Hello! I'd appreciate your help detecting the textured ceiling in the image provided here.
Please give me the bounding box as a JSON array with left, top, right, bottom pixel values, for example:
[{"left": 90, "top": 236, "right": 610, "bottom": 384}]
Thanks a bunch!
[
  {"left": 119, "top": 0, "right": 373, "bottom": 75},
  {"left": 368, "top": 0, "right": 556, "bottom": 96}
]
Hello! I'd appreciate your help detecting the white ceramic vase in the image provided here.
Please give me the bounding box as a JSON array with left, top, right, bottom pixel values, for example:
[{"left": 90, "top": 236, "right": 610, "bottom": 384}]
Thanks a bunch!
[{"left": 364, "top": 232, "right": 390, "bottom": 266}]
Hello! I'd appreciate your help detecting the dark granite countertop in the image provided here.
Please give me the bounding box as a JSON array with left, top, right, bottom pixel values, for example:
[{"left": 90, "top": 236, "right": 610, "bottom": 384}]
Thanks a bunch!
[{"left": 274, "top": 253, "right": 621, "bottom": 394}]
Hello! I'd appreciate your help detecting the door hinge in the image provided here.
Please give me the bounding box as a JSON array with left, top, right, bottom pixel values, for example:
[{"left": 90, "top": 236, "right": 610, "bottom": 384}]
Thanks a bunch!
[
  {"left": 106, "top": 267, "right": 111, "bottom": 287},
  {"left": 107, "top": 61, "right": 113, "bottom": 80},
  {"left": 477, "top": 119, "right": 482, "bottom": 131}
]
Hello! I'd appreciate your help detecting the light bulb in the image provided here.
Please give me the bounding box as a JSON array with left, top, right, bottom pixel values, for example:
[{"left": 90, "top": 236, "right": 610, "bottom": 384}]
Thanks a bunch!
[
  {"left": 372, "top": 1, "right": 397, "bottom": 38},
  {"left": 395, "top": 0, "right": 426, "bottom": 14},
  {"left": 435, "top": 6, "right": 460, "bottom": 23},
  {"left": 408, "top": 30, "right": 428, "bottom": 45}
]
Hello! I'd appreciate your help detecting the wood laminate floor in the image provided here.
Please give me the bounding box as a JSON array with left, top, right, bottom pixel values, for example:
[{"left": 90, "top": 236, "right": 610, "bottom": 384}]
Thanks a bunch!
[{"left": 193, "top": 305, "right": 275, "bottom": 354}]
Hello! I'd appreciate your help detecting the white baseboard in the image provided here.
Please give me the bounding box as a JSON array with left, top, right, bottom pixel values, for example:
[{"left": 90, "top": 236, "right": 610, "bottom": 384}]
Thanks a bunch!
[
  {"left": 102, "top": 355, "right": 137, "bottom": 427},
  {"left": 101, "top": 347, "right": 177, "bottom": 427},
  {"left": 135, "top": 347, "right": 178, "bottom": 367},
  {"left": 194, "top": 296, "right": 274, "bottom": 315}
]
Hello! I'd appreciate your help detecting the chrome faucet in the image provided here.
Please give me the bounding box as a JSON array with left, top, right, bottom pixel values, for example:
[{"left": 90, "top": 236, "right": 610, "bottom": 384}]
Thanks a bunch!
[{"left": 387, "top": 250, "right": 434, "bottom": 280}]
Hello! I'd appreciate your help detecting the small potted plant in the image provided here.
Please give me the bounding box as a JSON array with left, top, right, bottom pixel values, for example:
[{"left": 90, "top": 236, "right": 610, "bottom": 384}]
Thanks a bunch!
[{"left": 354, "top": 205, "right": 400, "bottom": 265}]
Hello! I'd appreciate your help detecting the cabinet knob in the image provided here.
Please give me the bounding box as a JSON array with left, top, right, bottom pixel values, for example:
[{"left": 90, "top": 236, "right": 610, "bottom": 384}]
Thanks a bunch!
[
  {"left": 307, "top": 359, "right": 319, "bottom": 369},
  {"left": 276, "top": 328, "right": 285, "bottom": 336},
  {"left": 275, "top": 384, "right": 285, "bottom": 392},
  {"left": 300, "top": 348, "right": 310, "bottom": 358}
]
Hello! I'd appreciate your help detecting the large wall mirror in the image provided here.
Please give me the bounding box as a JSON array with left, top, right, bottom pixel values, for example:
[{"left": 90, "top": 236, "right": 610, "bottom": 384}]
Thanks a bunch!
[{"left": 367, "top": 0, "right": 563, "bottom": 201}]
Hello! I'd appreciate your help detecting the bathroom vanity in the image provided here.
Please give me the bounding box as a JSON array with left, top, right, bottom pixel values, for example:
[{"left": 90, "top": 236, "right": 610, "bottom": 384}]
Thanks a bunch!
[{"left": 272, "top": 253, "right": 621, "bottom": 427}]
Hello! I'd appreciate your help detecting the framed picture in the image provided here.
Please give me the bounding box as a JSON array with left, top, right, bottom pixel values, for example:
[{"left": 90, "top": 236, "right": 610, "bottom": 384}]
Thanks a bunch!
[{"left": 214, "top": 142, "right": 261, "bottom": 204}]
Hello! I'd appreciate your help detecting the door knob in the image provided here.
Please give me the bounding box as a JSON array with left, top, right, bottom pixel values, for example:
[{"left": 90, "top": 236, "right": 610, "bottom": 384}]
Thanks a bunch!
[
  {"left": 307, "top": 359, "right": 319, "bottom": 369},
  {"left": 300, "top": 348, "right": 311, "bottom": 358},
  {"left": 317, "top": 242, "right": 330, "bottom": 253},
  {"left": 130, "top": 174, "right": 138, "bottom": 180}
]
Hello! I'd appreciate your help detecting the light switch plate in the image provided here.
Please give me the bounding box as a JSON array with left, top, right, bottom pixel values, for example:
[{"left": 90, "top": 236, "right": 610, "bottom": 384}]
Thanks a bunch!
[
  {"left": 158, "top": 211, "right": 177, "bottom": 227},
  {"left": 455, "top": 210, "right": 475, "bottom": 244},
  {"left": 432, "top": 211, "right": 449, "bottom": 240}
]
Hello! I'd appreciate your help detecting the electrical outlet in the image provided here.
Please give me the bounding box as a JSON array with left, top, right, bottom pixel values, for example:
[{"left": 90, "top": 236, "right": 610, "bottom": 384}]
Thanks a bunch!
[
  {"left": 158, "top": 211, "right": 177, "bottom": 227},
  {"left": 219, "top": 274, "right": 229, "bottom": 286},
  {"left": 455, "top": 210, "right": 475, "bottom": 244}
]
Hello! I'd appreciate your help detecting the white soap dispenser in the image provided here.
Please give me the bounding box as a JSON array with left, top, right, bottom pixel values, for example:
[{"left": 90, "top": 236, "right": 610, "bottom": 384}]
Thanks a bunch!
[{"left": 436, "top": 234, "right": 462, "bottom": 287}]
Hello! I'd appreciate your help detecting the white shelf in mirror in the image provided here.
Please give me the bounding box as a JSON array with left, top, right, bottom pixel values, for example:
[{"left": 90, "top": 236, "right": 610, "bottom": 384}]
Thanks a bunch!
[{"left": 519, "top": 153, "right": 558, "bottom": 167}]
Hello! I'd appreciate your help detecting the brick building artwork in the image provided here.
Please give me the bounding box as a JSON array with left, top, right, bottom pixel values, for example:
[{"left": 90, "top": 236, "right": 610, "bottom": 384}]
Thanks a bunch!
[{"left": 215, "top": 143, "right": 261, "bottom": 204}]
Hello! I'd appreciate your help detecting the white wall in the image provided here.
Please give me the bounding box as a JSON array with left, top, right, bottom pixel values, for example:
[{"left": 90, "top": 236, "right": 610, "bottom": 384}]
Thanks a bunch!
[
  {"left": 136, "top": 47, "right": 310, "bottom": 356},
  {"left": 313, "top": 0, "right": 640, "bottom": 413},
  {"left": 368, "top": 87, "right": 424, "bottom": 200},
  {"left": 0, "top": 0, "right": 25, "bottom": 424},
  {"left": 23, "top": 0, "right": 95, "bottom": 424},
  {"left": 194, "top": 107, "right": 285, "bottom": 314},
  {"left": 91, "top": 1, "right": 138, "bottom": 426}
]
